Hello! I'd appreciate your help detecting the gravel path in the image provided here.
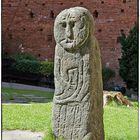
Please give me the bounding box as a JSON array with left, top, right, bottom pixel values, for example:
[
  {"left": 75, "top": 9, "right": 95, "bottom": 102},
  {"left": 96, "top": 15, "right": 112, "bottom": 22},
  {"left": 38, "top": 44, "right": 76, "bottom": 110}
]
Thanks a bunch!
[
  {"left": 2, "top": 130, "right": 44, "bottom": 140},
  {"left": 2, "top": 82, "right": 54, "bottom": 92}
]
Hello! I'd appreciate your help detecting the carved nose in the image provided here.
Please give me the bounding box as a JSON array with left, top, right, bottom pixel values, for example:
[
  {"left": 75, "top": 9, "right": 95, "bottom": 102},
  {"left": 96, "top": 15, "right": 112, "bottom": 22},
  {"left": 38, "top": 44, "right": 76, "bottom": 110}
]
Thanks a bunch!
[{"left": 66, "top": 24, "right": 73, "bottom": 39}]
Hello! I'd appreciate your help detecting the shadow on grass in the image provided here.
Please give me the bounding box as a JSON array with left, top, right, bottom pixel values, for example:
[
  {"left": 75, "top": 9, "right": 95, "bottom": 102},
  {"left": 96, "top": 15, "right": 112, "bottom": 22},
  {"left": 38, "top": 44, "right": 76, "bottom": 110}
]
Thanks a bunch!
[
  {"left": 2, "top": 88, "right": 54, "bottom": 104},
  {"left": 2, "top": 93, "right": 53, "bottom": 104}
]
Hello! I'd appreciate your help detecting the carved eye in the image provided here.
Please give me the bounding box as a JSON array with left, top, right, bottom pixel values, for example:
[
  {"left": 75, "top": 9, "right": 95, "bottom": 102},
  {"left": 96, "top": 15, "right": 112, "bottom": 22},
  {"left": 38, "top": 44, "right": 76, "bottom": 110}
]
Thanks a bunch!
[
  {"left": 79, "top": 22, "right": 84, "bottom": 29},
  {"left": 79, "top": 18, "right": 85, "bottom": 29},
  {"left": 61, "top": 22, "right": 66, "bottom": 28}
]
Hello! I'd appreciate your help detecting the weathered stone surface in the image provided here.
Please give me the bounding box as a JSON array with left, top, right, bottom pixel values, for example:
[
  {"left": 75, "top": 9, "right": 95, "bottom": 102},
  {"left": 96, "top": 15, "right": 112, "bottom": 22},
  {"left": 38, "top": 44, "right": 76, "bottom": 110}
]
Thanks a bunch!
[{"left": 52, "top": 7, "right": 104, "bottom": 140}]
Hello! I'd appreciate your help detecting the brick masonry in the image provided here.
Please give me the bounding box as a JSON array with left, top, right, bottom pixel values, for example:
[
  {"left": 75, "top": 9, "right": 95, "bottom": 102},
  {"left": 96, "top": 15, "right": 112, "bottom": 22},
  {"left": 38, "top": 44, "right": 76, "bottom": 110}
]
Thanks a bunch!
[{"left": 2, "top": 0, "right": 137, "bottom": 86}]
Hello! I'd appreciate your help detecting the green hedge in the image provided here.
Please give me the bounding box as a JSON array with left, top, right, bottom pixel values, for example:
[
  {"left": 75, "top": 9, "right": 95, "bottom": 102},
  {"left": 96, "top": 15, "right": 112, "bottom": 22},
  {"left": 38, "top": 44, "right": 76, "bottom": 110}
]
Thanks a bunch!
[
  {"left": 9, "top": 54, "right": 115, "bottom": 83},
  {"left": 119, "top": 24, "right": 138, "bottom": 89},
  {"left": 40, "top": 61, "right": 54, "bottom": 76},
  {"left": 102, "top": 67, "right": 115, "bottom": 88},
  {"left": 102, "top": 67, "right": 115, "bottom": 82},
  {"left": 11, "top": 59, "right": 40, "bottom": 74},
  {"left": 11, "top": 53, "right": 38, "bottom": 61},
  {"left": 9, "top": 53, "right": 54, "bottom": 76},
  {"left": 12, "top": 60, "right": 114, "bottom": 80},
  {"left": 11, "top": 60, "right": 54, "bottom": 76}
]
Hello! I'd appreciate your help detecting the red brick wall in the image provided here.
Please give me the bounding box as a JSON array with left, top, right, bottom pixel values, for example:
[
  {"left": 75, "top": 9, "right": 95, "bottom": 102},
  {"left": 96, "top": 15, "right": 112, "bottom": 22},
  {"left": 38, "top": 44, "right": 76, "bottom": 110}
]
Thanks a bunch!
[{"left": 2, "top": 0, "right": 137, "bottom": 85}]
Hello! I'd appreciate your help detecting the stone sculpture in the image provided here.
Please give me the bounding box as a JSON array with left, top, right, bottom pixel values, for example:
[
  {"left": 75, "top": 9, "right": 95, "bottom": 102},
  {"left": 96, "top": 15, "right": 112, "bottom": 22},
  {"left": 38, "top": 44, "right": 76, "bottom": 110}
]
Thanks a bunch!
[{"left": 52, "top": 7, "right": 104, "bottom": 140}]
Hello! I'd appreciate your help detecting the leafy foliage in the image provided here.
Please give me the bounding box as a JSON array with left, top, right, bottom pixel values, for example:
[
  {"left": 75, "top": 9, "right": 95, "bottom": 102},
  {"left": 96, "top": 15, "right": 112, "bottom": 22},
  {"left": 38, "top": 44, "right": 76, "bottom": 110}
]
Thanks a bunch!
[
  {"left": 40, "top": 61, "right": 54, "bottom": 77},
  {"left": 10, "top": 53, "right": 54, "bottom": 76},
  {"left": 102, "top": 67, "right": 115, "bottom": 82},
  {"left": 102, "top": 67, "right": 115, "bottom": 88},
  {"left": 119, "top": 24, "right": 138, "bottom": 89},
  {"left": 11, "top": 53, "right": 38, "bottom": 61},
  {"left": 11, "top": 59, "right": 40, "bottom": 74}
]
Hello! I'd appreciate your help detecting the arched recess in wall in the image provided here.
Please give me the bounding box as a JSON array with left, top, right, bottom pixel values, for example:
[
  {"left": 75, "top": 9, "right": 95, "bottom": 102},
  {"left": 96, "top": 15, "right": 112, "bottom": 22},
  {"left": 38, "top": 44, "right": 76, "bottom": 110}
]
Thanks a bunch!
[
  {"left": 8, "top": 4, "right": 11, "bottom": 7},
  {"left": 101, "top": 1, "right": 104, "bottom": 4},
  {"left": 39, "top": 28, "right": 43, "bottom": 32},
  {"left": 29, "top": 11, "right": 35, "bottom": 18},
  {"left": 42, "top": 3, "right": 45, "bottom": 6},
  {"left": 93, "top": 10, "right": 98, "bottom": 18},
  {"left": 121, "top": 9, "right": 124, "bottom": 13},
  {"left": 98, "top": 29, "right": 102, "bottom": 32},
  {"left": 50, "top": 10, "right": 55, "bottom": 18},
  {"left": 120, "top": 29, "right": 124, "bottom": 33},
  {"left": 123, "top": 0, "right": 126, "bottom": 3}
]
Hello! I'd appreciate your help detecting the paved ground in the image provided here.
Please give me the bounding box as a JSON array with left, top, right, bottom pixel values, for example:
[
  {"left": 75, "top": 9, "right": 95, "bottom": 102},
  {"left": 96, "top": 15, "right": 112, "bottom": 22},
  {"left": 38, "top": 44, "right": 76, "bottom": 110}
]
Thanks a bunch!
[
  {"left": 2, "top": 82, "right": 54, "bottom": 92},
  {"left": 2, "top": 82, "right": 49, "bottom": 140},
  {"left": 2, "top": 130, "right": 44, "bottom": 140}
]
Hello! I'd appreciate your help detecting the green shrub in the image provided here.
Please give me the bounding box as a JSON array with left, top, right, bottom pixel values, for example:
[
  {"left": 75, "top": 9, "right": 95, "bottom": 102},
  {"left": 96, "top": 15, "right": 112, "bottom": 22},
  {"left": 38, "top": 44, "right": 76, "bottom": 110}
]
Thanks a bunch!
[
  {"left": 11, "top": 59, "right": 40, "bottom": 74},
  {"left": 11, "top": 60, "right": 54, "bottom": 76},
  {"left": 102, "top": 67, "right": 115, "bottom": 88},
  {"left": 102, "top": 67, "right": 115, "bottom": 82},
  {"left": 9, "top": 53, "right": 54, "bottom": 76},
  {"left": 119, "top": 24, "right": 138, "bottom": 89},
  {"left": 10, "top": 53, "right": 38, "bottom": 61},
  {"left": 40, "top": 61, "right": 54, "bottom": 77}
]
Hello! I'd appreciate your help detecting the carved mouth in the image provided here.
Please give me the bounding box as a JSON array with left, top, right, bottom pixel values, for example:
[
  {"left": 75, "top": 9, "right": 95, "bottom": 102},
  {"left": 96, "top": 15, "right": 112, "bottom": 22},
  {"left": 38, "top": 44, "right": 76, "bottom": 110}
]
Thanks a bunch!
[
  {"left": 60, "top": 39, "right": 77, "bottom": 50},
  {"left": 60, "top": 39, "right": 73, "bottom": 44},
  {"left": 66, "top": 39, "right": 73, "bottom": 43}
]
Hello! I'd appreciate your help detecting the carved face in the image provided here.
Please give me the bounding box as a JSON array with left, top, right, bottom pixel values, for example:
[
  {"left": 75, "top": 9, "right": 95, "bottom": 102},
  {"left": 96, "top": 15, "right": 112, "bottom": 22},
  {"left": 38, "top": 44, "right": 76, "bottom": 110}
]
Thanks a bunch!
[{"left": 54, "top": 7, "right": 90, "bottom": 51}]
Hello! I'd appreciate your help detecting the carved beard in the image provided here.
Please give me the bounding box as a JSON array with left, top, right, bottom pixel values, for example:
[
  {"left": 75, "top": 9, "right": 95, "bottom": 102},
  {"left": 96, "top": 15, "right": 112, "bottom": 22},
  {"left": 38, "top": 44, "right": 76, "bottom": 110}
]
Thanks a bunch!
[{"left": 54, "top": 12, "right": 90, "bottom": 52}]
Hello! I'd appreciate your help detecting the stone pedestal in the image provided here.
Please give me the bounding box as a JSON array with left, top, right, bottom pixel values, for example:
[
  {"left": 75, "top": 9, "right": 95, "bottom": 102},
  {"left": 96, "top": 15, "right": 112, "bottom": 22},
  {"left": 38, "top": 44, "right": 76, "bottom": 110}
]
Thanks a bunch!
[{"left": 52, "top": 7, "right": 104, "bottom": 140}]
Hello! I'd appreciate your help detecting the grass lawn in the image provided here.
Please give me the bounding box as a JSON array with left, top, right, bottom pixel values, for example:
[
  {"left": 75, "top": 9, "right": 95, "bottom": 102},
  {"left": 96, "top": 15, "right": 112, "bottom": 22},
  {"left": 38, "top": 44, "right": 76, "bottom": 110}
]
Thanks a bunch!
[
  {"left": 104, "top": 105, "right": 138, "bottom": 140},
  {"left": 2, "top": 88, "right": 138, "bottom": 140}
]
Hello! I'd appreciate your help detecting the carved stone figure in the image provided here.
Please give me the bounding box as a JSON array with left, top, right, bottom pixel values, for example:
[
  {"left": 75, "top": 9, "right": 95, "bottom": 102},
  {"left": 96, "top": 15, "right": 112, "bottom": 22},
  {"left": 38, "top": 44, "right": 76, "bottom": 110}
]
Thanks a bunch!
[{"left": 52, "top": 7, "right": 104, "bottom": 140}]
